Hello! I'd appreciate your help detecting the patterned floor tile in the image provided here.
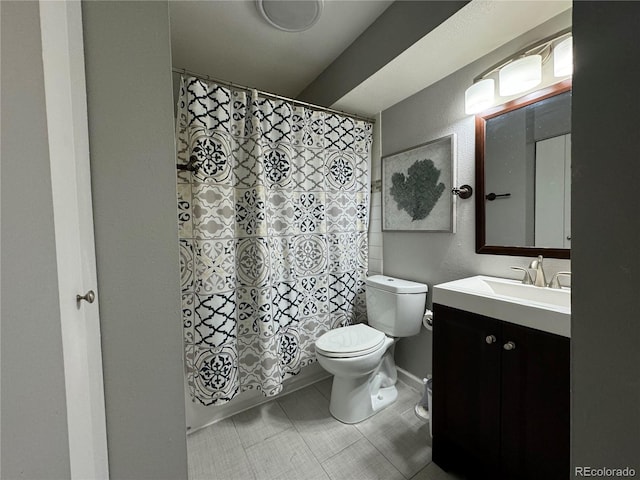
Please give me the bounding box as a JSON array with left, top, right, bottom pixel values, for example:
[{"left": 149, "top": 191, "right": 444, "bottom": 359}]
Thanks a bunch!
[
  {"left": 355, "top": 382, "right": 431, "bottom": 478},
  {"left": 187, "top": 419, "right": 255, "bottom": 480},
  {"left": 321, "top": 437, "right": 404, "bottom": 480},
  {"left": 232, "top": 400, "right": 294, "bottom": 449},
  {"left": 188, "top": 380, "right": 435, "bottom": 480},
  {"left": 244, "top": 428, "right": 329, "bottom": 480},
  {"left": 313, "top": 377, "right": 333, "bottom": 401},
  {"left": 278, "top": 385, "right": 362, "bottom": 463}
]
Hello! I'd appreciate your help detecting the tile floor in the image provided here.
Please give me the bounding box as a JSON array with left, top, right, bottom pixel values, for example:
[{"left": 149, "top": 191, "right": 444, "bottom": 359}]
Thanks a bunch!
[{"left": 188, "top": 378, "right": 465, "bottom": 480}]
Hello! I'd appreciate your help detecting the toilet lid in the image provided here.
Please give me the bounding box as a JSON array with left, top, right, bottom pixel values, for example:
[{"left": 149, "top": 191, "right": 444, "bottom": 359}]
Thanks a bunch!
[{"left": 316, "top": 324, "right": 386, "bottom": 358}]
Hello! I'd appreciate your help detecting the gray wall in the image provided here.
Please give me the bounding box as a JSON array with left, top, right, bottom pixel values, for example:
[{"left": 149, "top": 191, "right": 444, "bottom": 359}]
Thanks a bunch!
[
  {"left": 381, "top": 13, "right": 572, "bottom": 378},
  {"left": 82, "top": 2, "right": 188, "bottom": 478},
  {"left": 0, "top": 1, "right": 72, "bottom": 478},
  {"left": 298, "top": 1, "right": 468, "bottom": 106},
  {"left": 571, "top": 2, "right": 640, "bottom": 475}
]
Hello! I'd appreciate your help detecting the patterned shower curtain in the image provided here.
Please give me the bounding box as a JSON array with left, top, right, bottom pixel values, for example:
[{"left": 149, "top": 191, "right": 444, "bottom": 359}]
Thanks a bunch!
[{"left": 176, "top": 76, "right": 372, "bottom": 405}]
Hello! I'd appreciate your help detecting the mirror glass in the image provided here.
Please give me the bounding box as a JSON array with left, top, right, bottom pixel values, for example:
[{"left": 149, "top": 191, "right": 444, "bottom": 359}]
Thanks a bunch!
[{"left": 476, "top": 81, "right": 571, "bottom": 258}]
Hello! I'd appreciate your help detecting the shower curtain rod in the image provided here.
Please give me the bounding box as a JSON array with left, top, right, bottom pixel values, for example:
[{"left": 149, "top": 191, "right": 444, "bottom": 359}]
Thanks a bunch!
[{"left": 172, "top": 67, "right": 376, "bottom": 124}]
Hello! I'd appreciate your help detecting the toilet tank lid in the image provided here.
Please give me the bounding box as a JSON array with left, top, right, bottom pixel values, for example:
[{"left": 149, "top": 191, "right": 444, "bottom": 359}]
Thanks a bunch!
[{"left": 366, "top": 275, "right": 428, "bottom": 294}]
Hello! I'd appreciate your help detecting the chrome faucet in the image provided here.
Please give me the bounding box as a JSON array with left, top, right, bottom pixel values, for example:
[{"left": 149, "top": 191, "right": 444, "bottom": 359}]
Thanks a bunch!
[
  {"left": 529, "top": 255, "right": 547, "bottom": 287},
  {"left": 512, "top": 256, "right": 571, "bottom": 289}
]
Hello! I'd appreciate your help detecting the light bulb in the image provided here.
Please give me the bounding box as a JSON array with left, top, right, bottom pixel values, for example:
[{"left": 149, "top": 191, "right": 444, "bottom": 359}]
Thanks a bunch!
[
  {"left": 465, "top": 79, "right": 495, "bottom": 115},
  {"left": 499, "top": 55, "right": 542, "bottom": 96},
  {"left": 554, "top": 36, "right": 573, "bottom": 77}
]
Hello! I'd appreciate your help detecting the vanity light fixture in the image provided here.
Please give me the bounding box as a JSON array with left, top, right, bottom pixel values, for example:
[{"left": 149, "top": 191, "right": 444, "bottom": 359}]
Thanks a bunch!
[
  {"left": 464, "top": 30, "right": 572, "bottom": 115},
  {"left": 553, "top": 36, "right": 573, "bottom": 77}
]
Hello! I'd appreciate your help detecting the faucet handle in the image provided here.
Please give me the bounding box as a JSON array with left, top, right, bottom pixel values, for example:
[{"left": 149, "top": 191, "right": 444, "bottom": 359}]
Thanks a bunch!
[
  {"left": 510, "top": 266, "right": 534, "bottom": 285},
  {"left": 548, "top": 271, "right": 572, "bottom": 289}
]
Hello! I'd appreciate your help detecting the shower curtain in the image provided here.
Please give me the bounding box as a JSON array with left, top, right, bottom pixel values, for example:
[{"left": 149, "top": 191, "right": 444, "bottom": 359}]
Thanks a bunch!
[{"left": 176, "top": 76, "right": 372, "bottom": 405}]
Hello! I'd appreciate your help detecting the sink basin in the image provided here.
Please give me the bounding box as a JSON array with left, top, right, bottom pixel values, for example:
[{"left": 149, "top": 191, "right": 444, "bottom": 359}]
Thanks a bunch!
[{"left": 433, "top": 275, "right": 570, "bottom": 337}]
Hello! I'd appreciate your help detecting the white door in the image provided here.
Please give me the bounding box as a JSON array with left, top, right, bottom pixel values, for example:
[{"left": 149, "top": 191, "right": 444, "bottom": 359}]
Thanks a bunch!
[
  {"left": 563, "top": 135, "right": 572, "bottom": 248},
  {"left": 39, "top": 1, "right": 109, "bottom": 478},
  {"left": 535, "top": 134, "right": 571, "bottom": 248}
]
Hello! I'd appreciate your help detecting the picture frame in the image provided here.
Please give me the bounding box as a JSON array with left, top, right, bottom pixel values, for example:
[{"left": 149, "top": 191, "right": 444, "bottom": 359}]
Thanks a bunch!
[{"left": 382, "top": 134, "right": 456, "bottom": 232}]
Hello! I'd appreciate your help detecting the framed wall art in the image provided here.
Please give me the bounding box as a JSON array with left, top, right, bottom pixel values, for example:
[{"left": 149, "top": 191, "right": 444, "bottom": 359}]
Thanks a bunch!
[{"left": 382, "top": 134, "right": 456, "bottom": 232}]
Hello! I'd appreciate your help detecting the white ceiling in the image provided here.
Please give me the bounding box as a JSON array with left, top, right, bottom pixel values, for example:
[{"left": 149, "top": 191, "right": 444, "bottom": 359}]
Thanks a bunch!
[
  {"left": 169, "top": 0, "right": 571, "bottom": 115},
  {"left": 169, "top": 0, "right": 394, "bottom": 98},
  {"left": 332, "top": 0, "right": 572, "bottom": 116}
]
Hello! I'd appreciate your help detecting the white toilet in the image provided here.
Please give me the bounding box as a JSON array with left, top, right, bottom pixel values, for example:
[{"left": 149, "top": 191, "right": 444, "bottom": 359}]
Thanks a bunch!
[{"left": 315, "top": 275, "right": 427, "bottom": 424}]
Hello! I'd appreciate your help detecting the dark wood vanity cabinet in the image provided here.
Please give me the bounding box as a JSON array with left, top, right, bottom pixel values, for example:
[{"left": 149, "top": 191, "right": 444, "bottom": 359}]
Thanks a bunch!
[{"left": 432, "top": 304, "right": 569, "bottom": 480}]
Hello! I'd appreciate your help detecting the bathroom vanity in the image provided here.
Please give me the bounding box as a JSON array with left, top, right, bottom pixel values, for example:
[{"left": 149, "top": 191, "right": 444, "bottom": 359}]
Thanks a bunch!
[{"left": 432, "top": 276, "right": 570, "bottom": 480}]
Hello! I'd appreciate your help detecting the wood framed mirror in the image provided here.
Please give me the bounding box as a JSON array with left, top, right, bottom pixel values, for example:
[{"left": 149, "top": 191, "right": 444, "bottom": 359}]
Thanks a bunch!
[{"left": 476, "top": 80, "right": 572, "bottom": 259}]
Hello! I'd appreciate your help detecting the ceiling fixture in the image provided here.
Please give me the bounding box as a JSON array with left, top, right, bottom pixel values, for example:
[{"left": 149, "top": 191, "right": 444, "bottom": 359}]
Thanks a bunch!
[
  {"left": 464, "top": 31, "right": 573, "bottom": 115},
  {"left": 256, "top": 0, "right": 324, "bottom": 33}
]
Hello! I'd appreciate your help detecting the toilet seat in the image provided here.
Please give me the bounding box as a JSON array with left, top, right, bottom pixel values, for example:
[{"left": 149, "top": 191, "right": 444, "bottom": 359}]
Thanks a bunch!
[{"left": 316, "top": 324, "right": 386, "bottom": 358}]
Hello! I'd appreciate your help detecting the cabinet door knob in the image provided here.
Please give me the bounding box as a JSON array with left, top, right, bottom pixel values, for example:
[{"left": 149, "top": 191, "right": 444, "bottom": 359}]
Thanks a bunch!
[
  {"left": 76, "top": 290, "right": 96, "bottom": 304},
  {"left": 485, "top": 335, "right": 497, "bottom": 344},
  {"left": 503, "top": 341, "right": 516, "bottom": 351}
]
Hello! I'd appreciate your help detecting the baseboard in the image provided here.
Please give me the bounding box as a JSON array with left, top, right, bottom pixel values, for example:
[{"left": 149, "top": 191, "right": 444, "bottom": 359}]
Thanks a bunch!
[
  {"left": 187, "top": 365, "right": 424, "bottom": 434},
  {"left": 186, "top": 363, "right": 330, "bottom": 435},
  {"left": 396, "top": 366, "right": 426, "bottom": 393}
]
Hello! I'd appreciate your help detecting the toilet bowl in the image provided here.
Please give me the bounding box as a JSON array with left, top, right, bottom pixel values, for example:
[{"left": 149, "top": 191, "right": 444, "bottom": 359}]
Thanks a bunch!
[
  {"left": 316, "top": 324, "right": 396, "bottom": 424},
  {"left": 315, "top": 275, "right": 427, "bottom": 424}
]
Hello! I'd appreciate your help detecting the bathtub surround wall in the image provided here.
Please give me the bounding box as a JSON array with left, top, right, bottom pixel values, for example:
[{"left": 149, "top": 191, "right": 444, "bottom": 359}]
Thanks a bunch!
[
  {"left": 1, "top": 2, "right": 71, "bottom": 477},
  {"left": 82, "top": 2, "right": 188, "bottom": 478},
  {"left": 368, "top": 113, "right": 384, "bottom": 276},
  {"left": 381, "top": 12, "right": 572, "bottom": 378}
]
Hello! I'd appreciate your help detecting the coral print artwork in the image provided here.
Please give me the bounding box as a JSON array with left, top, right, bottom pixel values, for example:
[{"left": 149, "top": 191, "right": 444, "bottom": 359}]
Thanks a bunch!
[{"left": 382, "top": 135, "right": 455, "bottom": 232}]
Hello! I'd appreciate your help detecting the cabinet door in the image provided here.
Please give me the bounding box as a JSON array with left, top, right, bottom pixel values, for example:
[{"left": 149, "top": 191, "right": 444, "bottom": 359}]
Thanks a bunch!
[
  {"left": 433, "top": 304, "right": 502, "bottom": 478},
  {"left": 500, "top": 322, "right": 570, "bottom": 479}
]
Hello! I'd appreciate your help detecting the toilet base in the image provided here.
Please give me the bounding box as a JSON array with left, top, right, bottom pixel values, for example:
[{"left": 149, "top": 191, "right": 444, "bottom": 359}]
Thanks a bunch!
[{"left": 328, "top": 372, "right": 398, "bottom": 424}]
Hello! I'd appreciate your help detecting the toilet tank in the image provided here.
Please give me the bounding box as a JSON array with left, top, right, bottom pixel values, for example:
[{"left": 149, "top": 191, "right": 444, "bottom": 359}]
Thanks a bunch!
[{"left": 365, "top": 275, "right": 427, "bottom": 337}]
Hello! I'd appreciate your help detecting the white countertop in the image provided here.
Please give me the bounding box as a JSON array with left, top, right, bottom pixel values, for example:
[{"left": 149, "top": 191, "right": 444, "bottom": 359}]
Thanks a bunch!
[{"left": 433, "top": 275, "right": 571, "bottom": 338}]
